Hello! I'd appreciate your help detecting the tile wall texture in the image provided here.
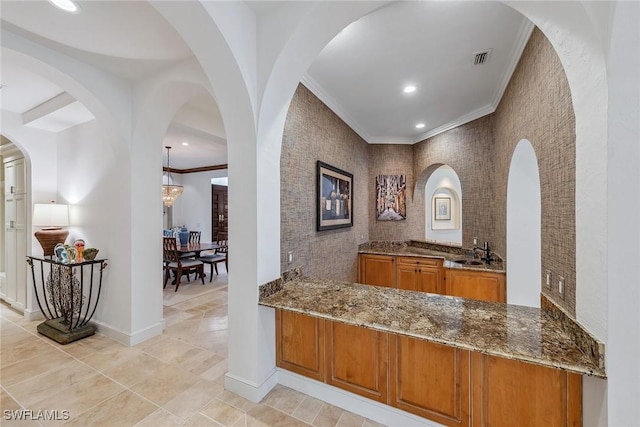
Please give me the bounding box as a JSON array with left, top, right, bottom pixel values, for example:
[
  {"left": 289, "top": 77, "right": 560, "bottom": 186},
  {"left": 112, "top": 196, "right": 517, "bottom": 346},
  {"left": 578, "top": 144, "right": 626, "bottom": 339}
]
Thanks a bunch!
[
  {"left": 492, "top": 28, "right": 576, "bottom": 315},
  {"left": 281, "top": 28, "right": 576, "bottom": 316},
  {"left": 281, "top": 85, "right": 370, "bottom": 281}
]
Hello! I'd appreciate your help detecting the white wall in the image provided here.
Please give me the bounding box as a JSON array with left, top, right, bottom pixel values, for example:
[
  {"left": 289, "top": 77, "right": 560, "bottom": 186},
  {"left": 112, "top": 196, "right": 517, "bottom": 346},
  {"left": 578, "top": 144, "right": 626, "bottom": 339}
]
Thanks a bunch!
[
  {"left": 506, "top": 139, "right": 541, "bottom": 308},
  {"left": 172, "top": 169, "right": 227, "bottom": 242},
  {"left": 56, "top": 119, "right": 134, "bottom": 337},
  {"left": 425, "top": 165, "right": 462, "bottom": 245}
]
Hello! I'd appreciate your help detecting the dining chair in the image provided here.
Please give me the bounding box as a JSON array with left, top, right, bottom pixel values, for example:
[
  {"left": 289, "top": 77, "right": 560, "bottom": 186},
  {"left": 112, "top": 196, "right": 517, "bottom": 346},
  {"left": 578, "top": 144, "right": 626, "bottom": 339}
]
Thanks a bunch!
[
  {"left": 179, "top": 231, "right": 201, "bottom": 260},
  {"left": 198, "top": 234, "right": 228, "bottom": 282},
  {"left": 163, "top": 237, "right": 205, "bottom": 291}
]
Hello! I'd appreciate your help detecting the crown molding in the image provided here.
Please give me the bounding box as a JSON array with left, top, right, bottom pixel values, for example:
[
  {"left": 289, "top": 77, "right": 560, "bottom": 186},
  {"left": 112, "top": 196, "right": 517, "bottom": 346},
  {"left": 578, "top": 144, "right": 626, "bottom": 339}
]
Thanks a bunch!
[
  {"left": 300, "top": 75, "right": 373, "bottom": 143},
  {"left": 163, "top": 164, "right": 227, "bottom": 174},
  {"left": 368, "top": 136, "right": 416, "bottom": 145},
  {"left": 412, "top": 104, "right": 495, "bottom": 143},
  {"left": 491, "top": 19, "right": 534, "bottom": 109}
]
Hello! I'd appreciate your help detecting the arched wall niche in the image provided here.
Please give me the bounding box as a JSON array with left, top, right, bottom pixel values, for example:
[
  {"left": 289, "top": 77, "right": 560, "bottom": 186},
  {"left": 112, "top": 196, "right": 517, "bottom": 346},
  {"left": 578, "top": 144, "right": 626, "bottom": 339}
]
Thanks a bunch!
[
  {"left": 506, "top": 139, "right": 541, "bottom": 308},
  {"left": 425, "top": 165, "right": 462, "bottom": 246}
]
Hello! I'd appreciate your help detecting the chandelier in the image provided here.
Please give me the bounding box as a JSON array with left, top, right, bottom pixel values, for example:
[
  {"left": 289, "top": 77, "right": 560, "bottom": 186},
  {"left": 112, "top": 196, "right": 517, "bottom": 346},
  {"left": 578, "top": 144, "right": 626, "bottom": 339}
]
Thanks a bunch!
[{"left": 162, "top": 146, "right": 183, "bottom": 207}]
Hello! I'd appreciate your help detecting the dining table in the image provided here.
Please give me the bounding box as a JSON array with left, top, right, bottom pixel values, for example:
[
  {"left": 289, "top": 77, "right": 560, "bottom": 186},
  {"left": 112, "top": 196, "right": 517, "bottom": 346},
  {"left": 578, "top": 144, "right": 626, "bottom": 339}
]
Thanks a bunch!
[{"left": 177, "top": 242, "right": 220, "bottom": 257}]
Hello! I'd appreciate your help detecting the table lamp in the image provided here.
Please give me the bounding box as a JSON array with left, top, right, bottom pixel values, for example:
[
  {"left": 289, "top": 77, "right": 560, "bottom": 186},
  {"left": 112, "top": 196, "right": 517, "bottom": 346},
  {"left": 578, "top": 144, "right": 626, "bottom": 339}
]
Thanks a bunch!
[{"left": 33, "top": 202, "right": 70, "bottom": 257}]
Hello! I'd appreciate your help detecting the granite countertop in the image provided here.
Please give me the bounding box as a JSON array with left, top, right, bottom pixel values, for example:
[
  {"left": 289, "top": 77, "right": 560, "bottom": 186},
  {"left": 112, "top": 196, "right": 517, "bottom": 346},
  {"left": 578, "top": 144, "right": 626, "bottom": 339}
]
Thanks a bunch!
[
  {"left": 259, "top": 276, "right": 605, "bottom": 378},
  {"left": 358, "top": 241, "right": 506, "bottom": 273}
]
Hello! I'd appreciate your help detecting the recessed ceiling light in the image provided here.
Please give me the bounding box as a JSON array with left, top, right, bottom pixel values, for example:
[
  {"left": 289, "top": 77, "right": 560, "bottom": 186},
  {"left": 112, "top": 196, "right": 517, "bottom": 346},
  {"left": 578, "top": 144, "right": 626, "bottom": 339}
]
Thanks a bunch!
[
  {"left": 48, "top": 0, "right": 80, "bottom": 13},
  {"left": 415, "top": 123, "right": 426, "bottom": 129},
  {"left": 181, "top": 142, "right": 189, "bottom": 146},
  {"left": 403, "top": 85, "right": 417, "bottom": 94}
]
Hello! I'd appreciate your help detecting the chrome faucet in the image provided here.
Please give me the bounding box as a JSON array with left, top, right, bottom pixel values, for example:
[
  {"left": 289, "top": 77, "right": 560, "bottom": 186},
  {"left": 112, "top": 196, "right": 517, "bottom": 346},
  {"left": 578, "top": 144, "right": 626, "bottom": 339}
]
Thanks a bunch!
[{"left": 474, "top": 241, "right": 494, "bottom": 264}]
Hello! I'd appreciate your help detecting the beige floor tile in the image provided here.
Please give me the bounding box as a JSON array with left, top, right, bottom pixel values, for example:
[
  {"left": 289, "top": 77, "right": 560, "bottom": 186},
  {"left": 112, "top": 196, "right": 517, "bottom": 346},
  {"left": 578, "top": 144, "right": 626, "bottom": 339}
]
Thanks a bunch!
[
  {"left": 273, "top": 388, "right": 305, "bottom": 415},
  {"left": 7, "top": 360, "right": 97, "bottom": 407},
  {"left": 30, "top": 373, "right": 124, "bottom": 427},
  {"left": 217, "top": 390, "right": 259, "bottom": 412},
  {"left": 199, "top": 358, "right": 228, "bottom": 382},
  {"left": 81, "top": 347, "right": 160, "bottom": 387},
  {"left": 336, "top": 411, "right": 366, "bottom": 427},
  {"left": 292, "top": 396, "right": 324, "bottom": 424},
  {"left": 1, "top": 387, "right": 22, "bottom": 411},
  {"left": 62, "top": 390, "right": 158, "bottom": 427},
  {"left": 312, "top": 404, "right": 344, "bottom": 427},
  {"left": 231, "top": 414, "right": 247, "bottom": 427},
  {"left": 199, "top": 399, "right": 244, "bottom": 426},
  {"left": 133, "top": 333, "right": 169, "bottom": 351},
  {"left": 260, "top": 384, "right": 290, "bottom": 407},
  {"left": 135, "top": 408, "right": 186, "bottom": 427},
  {"left": 1, "top": 348, "right": 75, "bottom": 387},
  {"left": 130, "top": 363, "right": 200, "bottom": 406},
  {"left": 172, "top": 347, "right": 225, "bottom": 376},
  {"left": 184, "top": 413, "right": 221, "bottom": 427},
  {"left": 198, "top": 315, "right": 228, "bottom": 333},
  {"left": 246, "top": 405, "right": 310, "bottom": 427},
  {"left": 162, "top": 378, "right": 224, "bottom": 420},
  {"left": 138, "top": 335, "right": 199, "bottom": 364},
  {"left": 58, "top": 334, "right": 126, "bottom": 359},
  {"left": 0, "top": 336, "right": 57, "bottom": 366}
]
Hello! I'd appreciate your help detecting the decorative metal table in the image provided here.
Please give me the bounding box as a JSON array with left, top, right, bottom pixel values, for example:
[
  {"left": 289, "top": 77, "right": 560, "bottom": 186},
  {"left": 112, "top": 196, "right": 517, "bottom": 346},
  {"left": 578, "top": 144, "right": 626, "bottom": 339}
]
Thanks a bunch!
[{"left": 27, "top": 256, "right": 108, "bottom": 344}]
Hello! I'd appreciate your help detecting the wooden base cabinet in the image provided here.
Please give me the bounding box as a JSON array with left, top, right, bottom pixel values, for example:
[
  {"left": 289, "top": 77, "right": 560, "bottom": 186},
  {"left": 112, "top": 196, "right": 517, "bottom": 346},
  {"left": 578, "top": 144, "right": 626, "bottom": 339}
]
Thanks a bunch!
[
  {"left": 326, "top": 321, "right": 388, "bottom": 403},
  {"left": 276, "top": 310, "right": 582, "bottom": 427},
  {"left": 358, "top": 254, "right": 396, "bottom": 287},
  {"left": 390, "top": 335, "right": 470, "bottom": 427},
  {"left": 471, "top": 353, "right": 582, "bottom": 427},
  {"left": 396, "top": 257, "right": 444, "bottom": 294},
  {"left": 276, "top": 310, "right": 325, "bottom": 382},
  {"left": 445, "top": 269, "right": 506, "bottom": 303}
]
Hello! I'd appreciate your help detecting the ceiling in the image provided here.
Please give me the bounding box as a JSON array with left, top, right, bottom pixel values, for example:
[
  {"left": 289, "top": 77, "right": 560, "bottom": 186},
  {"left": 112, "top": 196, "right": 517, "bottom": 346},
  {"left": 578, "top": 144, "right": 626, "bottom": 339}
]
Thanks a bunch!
[{"left": 1, "top": 1, "right": 533, "bottom": 167}]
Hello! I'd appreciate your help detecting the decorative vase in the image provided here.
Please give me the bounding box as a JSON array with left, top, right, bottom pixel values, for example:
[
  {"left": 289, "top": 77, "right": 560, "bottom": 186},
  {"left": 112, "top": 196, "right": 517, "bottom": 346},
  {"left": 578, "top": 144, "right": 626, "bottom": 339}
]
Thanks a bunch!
[{"left": 178, "top": 226, "right": 189, "bottom": 245}]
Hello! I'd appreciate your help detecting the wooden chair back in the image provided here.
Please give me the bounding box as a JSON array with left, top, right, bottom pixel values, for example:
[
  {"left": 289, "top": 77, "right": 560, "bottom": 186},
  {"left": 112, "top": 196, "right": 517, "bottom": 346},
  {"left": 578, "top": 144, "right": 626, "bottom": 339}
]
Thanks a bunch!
[
  {"left": 189, "top": 231, "right": 201, "bottom": 244},
  {"left": 216, "top": 232, "right": 228, "bottom": 254},
  {"left": 163, "top": 237, "right": 180, "bottom": 263}
]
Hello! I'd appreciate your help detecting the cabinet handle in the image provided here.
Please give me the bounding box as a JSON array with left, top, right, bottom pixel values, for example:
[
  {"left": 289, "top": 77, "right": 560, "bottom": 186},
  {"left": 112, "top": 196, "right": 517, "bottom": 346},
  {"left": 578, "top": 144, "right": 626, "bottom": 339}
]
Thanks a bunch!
[{"left": 10, "top": 186, "right": 15, "bottom": 194}]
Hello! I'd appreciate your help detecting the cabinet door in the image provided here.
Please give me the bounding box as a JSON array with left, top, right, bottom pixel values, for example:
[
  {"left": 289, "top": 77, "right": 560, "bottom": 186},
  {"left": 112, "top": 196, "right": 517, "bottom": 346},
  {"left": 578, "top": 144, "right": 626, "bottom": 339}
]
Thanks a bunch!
[
  {"left": 358, "top": 254, "right": 395, "bottom": 288},
  {"left": 471, "top": 353, "right": 582, "bottom": 427},
  {"left": 445, "top": 269, "right": 506, "bottom": 303},
  {"left": 276, "top": 309, "right": 325, "bottom": 382},
  {"left": 390, "top": 335, "right": 470, "bottom": 427},
  {"left": 396, "top": 263, "right": 419, "bottom": 291},
  {"left": 326, "top": 321, "right": 388, "bottom": 403},
  {"left": 397, "top": 257, "right": 444, "bottom": 294}
]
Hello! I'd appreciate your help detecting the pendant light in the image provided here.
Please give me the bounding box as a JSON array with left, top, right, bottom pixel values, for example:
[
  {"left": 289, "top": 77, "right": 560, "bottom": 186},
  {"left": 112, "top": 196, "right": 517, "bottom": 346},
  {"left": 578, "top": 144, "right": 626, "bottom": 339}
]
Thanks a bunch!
[{"left": 162, "top": 146, "right": 183, "bottom": 207}]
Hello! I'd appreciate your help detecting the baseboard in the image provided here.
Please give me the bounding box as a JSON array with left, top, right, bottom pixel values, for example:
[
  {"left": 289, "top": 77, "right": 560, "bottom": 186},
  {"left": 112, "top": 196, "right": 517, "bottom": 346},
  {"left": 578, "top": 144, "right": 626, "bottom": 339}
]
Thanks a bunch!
[
  {"left": 224, "top": 369, "right": 279, "bottom": 403},
  {"left": 278, "top": 369, "right": 443, "bottom": 427},
  {"left": 93, "top": 320, "right": 163, "bottom": 346},
  {"left": 23, "top": 307, "right": 45, "bottom": 322}
]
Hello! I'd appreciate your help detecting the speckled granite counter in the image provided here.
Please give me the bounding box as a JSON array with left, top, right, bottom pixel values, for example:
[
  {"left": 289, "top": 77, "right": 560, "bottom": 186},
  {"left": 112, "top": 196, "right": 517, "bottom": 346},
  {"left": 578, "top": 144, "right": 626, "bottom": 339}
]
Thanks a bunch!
[
  {"left": 358, "top": 241, "right": 506, "bottom": 273},
  {"left": 259, "top": 276, "right": 605, "bottom": 378}
]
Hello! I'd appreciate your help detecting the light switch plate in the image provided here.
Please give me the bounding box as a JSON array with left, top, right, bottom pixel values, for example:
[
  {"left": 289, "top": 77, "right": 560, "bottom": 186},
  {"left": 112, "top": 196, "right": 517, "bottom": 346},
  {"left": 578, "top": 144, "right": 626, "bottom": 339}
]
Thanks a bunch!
[
  {"left": 287, "top": 251, "right": 293, "bottom": 264},
  {"left": 545, "top": 270, "right": 552, "bottom": 288},
  {"left": 558, "top": 276, "right": 565, "bottom": 299}
]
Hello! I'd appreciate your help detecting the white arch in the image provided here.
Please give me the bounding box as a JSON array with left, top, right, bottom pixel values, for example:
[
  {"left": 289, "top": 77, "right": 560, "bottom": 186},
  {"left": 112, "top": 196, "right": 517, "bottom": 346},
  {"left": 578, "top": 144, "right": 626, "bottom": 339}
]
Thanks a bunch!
[
  {"left": 507, "top": 139, "right": 541, "bottom": 308},
  {"left": 425, "top": 166, "right": 462, "bottom": 246}
]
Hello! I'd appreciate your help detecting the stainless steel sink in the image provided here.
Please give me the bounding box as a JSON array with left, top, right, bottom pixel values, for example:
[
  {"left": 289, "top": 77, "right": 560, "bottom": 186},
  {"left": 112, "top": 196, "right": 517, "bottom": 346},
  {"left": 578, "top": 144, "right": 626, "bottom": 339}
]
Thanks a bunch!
[{"left": 453, "top": 259, "right": 483, "bottom": 266}]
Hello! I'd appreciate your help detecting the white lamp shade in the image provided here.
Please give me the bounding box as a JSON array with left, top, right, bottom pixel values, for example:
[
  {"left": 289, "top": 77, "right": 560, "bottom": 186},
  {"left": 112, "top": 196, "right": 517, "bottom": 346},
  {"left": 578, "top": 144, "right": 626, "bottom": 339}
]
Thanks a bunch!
[{"left": 33, "top": 203, "right": 70, "bottom": 227}]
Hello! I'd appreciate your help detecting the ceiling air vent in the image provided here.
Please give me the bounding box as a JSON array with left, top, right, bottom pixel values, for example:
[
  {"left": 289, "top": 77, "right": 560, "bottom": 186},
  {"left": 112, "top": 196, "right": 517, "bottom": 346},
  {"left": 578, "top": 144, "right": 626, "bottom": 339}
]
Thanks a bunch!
[{"left": 473, "top": 49, "right": 493, "bottom": 65}]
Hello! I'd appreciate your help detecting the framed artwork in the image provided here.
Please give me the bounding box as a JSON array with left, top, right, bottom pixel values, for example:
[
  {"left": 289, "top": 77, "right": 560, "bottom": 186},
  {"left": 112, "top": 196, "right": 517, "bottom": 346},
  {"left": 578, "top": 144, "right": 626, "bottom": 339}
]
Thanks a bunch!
[
  {"left": 317, "top": 161, "right": 353, "bottom": 231},
  {"left": 434, "top": 197, "right": 451, "bottom": 220},
  {"left": 376, "top": 175, "right": 406, "bottom": 221}
]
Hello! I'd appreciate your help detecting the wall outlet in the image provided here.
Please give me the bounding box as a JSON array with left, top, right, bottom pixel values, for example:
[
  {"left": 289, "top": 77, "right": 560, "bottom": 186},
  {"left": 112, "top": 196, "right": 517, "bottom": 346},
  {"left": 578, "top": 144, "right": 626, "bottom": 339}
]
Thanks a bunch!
[
  {"left": 287, "top": 251, "right": 293, "bottom": 264},
  {"left": 558, "top": 276, "right": 565, "bottom": 299},
  {"left": 473, "top": 237, "right": 478, "bottom": 246},
  {"left": 545, "top": 270, "right": 552, "bottom": 289},
  {"left": 360, "top": 233, "right": 365, "bottom": 241}
]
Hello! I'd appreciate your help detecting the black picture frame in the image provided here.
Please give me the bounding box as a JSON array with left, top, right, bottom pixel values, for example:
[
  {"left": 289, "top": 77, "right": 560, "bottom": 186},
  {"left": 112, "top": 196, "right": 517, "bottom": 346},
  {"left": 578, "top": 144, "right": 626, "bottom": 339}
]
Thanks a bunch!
[{"left": 317, "top": 161, "right": 354, "bottom": 231}]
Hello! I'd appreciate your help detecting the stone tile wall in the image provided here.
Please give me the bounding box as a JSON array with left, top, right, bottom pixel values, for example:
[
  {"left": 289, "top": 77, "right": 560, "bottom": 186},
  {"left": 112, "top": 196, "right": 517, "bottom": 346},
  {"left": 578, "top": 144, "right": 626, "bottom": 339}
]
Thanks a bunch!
[{"left": 280, "top": 85, "right": 369, "bottom": 281}]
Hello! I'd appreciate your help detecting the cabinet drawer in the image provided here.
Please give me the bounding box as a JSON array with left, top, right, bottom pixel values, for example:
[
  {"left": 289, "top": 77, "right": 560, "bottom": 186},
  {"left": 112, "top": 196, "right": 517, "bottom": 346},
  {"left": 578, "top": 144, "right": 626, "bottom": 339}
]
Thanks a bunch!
[{"left": 397, "top": 257, "right": 442, "bottom": 267}]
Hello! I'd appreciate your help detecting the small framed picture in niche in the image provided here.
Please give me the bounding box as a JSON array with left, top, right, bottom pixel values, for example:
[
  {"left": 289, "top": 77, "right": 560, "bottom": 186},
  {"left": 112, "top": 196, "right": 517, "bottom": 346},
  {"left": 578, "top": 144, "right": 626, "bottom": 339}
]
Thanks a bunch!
[
  {"left": 317, "top": 161, "right": 353, "bottom": 231},
  {"left": 434, "top": 197, "right": 451, "bottom": 221}
]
